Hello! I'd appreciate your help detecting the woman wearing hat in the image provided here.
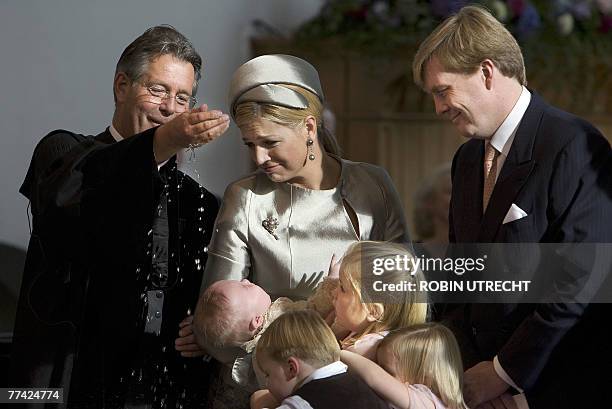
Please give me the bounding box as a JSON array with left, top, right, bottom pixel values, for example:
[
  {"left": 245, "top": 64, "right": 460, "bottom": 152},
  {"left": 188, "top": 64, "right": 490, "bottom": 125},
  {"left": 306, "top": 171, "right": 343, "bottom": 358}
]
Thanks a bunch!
[{"left": 203, "top": 54, "right": 411, "bottom": 300}]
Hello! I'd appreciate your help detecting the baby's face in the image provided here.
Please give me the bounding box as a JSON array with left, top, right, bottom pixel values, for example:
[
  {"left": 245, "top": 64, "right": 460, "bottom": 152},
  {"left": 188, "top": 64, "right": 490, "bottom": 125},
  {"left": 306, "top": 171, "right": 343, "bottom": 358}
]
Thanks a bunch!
[{"left": 217, "top": 279, "right": 272, "bottom": 338}]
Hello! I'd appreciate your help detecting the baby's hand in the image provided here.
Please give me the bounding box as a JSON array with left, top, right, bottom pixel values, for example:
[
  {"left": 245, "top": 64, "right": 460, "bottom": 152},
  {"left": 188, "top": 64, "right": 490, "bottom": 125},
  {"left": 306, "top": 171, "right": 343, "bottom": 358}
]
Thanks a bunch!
[{"left": 328, "top": 253, "right": 342, "bottom": 279}]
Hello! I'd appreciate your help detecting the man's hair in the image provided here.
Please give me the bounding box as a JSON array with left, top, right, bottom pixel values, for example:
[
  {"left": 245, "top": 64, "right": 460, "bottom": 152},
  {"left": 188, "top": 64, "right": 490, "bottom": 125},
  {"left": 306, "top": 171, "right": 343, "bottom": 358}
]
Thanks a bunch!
[
  {"left": 256, "top": 310, "right": 340, "bottom": 368},
  {"left": 412, "top": 5, "right": 526, "bottom": 89},
  {"left": 115, "top": 25, "right": 202, "bottom": 97},
  {"left": 193, "top": 284, "right": 241, "bottom": 349}
]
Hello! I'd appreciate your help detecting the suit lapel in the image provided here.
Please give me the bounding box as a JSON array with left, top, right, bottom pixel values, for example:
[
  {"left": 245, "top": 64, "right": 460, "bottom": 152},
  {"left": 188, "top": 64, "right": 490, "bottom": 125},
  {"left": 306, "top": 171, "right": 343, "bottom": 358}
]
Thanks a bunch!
[
  {"left": 478, "top": 93, "right": 545, "bottom": 242},
  {"left": 454, "top": 140, "right": 485, "bottom": 242}
]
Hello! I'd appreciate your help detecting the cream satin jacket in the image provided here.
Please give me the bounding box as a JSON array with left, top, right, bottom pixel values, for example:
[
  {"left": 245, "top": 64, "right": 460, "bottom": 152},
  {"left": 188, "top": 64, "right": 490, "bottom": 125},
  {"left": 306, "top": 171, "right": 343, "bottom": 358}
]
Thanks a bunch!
[{"left": 203, "top": 158, "right": 410, "bottom": 299}]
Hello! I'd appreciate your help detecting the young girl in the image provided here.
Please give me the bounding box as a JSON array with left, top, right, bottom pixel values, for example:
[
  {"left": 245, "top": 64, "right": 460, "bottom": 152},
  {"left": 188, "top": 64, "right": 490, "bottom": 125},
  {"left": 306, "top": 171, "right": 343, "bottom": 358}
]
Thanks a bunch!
[
  {"left": 341, "top": 322, "right": 468, "bottom": 409},
  {"left": 333, "top": 241, "right": 428, "bottom": 360}
]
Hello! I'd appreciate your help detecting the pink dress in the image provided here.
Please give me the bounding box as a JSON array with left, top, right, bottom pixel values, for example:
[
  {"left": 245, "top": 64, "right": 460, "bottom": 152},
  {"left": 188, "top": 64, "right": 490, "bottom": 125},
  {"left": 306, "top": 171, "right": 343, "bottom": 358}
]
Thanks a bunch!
[
  {"left": 389, "top": 384, "right": 448, "bottom": 409},
  {"left": 343, "top": 331, "right": 389, "bottom": 362}
]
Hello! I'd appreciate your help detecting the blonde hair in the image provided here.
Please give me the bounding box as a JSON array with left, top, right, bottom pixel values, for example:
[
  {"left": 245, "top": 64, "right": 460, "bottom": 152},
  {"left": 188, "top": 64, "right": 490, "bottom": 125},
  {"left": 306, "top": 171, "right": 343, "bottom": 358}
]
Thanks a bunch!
[
  {"left": 413, "top": 5, "right": 526, "bottom": 89},
  {"left": 340, "top": 241, "right": 428, "bottom": 349},
  {"left": 256, "top": 310, "right": 340, "bottom": 368},
  {"left": 193, "top": 284, "right": 241, "bottom": 349},
  {"left": 234, "top": 84, "right": 341, "bottom": 156},
  {"left": 379, "top": 323, "right": 468, "bottom": 409}
]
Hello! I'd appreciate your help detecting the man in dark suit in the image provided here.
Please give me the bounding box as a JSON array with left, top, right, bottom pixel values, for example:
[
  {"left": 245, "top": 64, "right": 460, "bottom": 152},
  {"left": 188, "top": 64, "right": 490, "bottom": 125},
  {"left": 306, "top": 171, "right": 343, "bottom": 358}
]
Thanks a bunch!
[
  {"left": 412, "top": 6, "right": 612, "bottom": 409},
  {"left": 10, "top": 26, "right": 229, "bottom": 407}
]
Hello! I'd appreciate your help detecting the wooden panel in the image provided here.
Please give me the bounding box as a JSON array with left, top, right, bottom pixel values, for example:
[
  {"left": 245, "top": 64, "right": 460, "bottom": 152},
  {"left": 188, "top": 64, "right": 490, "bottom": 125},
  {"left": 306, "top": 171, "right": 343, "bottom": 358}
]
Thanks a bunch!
[
  {"left": 589, "top": 117, "right": 612, "bottom": 146},
  {"left": 376, "top": 119, "right": 463, "bottom": 238}
]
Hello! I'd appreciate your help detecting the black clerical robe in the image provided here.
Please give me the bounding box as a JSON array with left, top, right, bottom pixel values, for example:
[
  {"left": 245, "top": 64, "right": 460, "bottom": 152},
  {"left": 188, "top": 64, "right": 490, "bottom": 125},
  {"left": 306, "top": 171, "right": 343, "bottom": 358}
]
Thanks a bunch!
[{"left": 11, "top": 127, "right": 219, "bottom": 408}]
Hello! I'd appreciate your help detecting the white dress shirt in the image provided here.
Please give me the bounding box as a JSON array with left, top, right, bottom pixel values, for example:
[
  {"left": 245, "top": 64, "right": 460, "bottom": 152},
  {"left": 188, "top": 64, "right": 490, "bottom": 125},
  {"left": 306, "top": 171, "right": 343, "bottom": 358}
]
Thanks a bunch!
[
  {"left": 110, "top": 123, "right": 168, "bottom": 169},
  {"left": 488, "top": 86, "right": 531, "bottom": 183},
  {"left": 276, "top": 361, "right": 348, "bottom": 409}
]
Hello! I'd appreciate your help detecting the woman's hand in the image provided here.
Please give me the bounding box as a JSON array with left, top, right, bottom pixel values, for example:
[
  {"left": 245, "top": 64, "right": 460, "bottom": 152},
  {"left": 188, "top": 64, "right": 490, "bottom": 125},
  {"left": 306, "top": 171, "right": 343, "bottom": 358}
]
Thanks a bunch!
[{"left": 174, "top": 315, "right": 209, "bottom": 358}]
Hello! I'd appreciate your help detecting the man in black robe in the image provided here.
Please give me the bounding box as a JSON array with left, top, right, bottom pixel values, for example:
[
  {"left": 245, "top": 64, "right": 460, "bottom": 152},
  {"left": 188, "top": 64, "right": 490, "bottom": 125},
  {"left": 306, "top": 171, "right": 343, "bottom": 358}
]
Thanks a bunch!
[{"left": 10, "top": 25, "right": 230, "bottom": 408}]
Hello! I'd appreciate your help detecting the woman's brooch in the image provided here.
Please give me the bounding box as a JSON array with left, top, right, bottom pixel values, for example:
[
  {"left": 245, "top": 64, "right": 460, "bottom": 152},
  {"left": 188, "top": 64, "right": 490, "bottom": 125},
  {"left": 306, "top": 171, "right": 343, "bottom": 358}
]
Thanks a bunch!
[{"left": 262, "top": 216, "right": 279, "bottom": 240}]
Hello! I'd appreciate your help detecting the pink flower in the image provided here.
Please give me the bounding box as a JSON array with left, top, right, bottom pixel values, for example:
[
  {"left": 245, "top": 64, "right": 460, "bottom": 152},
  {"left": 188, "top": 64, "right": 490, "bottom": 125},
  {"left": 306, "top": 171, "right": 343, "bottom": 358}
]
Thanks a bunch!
[
  {"left": 600, "top": 14, "right": 612, "bottom": 32},
  {"left": 596, "top": 0, "right": 612, "bottom": 15},
  {"left": 508, "top": 0, "right": 527, "bottom": 16}
]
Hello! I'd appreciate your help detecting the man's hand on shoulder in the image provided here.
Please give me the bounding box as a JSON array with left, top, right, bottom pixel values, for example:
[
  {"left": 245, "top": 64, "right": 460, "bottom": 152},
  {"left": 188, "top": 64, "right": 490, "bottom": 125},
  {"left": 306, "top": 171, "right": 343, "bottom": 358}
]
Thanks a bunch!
[{"left": 153, "top": 104, "right": 230, "bottom": 163}]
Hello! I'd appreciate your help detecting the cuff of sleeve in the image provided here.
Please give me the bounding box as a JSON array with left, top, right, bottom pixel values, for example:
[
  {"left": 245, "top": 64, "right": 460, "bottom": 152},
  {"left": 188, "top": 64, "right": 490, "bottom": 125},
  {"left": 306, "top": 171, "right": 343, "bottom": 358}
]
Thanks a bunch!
[
  {"left": 157, "top": 159, "right": 169, "bottom": 170},
  {"left": 494, "top": 355, "right": 524, "bottom": 393}
]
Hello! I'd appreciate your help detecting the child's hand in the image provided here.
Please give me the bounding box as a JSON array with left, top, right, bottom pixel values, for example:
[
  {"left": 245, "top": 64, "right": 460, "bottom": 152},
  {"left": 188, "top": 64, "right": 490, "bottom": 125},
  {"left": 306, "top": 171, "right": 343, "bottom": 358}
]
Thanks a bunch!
[
  {"left": 175, "top": 315, "right": 210, "bottom": 358},
  {"left": 328, "top": 253, "right": 342, "bottom": 279},
  {"left": 250, "top": 389, "right": 279, "bottom": 409}
]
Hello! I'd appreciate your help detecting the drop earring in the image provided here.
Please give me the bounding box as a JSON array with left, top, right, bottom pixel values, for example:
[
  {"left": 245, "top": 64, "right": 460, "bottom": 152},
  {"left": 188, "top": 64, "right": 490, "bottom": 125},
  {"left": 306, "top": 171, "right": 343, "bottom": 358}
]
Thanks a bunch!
[{"left": 307, "top": 138, "right": 315, "bottom": 161}]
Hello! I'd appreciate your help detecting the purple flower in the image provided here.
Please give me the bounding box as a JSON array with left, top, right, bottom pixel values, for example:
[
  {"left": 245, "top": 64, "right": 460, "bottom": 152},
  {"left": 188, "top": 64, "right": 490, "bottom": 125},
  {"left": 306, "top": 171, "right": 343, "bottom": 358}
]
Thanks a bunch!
[
  {"left": 571, "top": 0, "right": 592, "bottom": 20},
  {"left": 430, "top": 0, "right": 468, "bottom": 18},
  {"left": 515, "top": 3, "right": 541, "bottom": 39}
]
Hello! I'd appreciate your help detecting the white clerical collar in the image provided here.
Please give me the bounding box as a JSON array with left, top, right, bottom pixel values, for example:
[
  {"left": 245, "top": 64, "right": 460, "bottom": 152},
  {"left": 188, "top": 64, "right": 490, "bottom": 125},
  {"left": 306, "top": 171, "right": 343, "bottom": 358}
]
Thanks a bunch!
[
  {"left": 489, "top": 86, "right": 531, "bottom": 156},
  {"left": 294, "top": 361, "right": 347, "bottom": 392},
  {"left": 109, "top": 123, "right": 123, "bottom": 142},
  {"left": 110, "top": 123, "right": 168, "bottom": 169}
]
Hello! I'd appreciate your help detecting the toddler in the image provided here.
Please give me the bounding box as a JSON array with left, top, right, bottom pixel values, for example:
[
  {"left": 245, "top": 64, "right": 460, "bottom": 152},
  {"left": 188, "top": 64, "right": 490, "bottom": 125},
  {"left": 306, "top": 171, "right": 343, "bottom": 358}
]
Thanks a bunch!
[
  {"left": 341, "top": 322, "right": 468, "bottom": 409},
  {"left": 333, "top": 241, "right": 429, "bottom": 360},
  {"left": 251, "top": 309, "right": 388, "bottom": 409}
]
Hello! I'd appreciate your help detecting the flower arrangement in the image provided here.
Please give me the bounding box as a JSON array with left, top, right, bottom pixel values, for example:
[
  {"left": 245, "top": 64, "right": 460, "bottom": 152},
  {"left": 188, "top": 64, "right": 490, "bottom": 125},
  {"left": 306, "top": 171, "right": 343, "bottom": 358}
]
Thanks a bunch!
[
  {"left": 296, "top": 0, "right": 612, "bottom": 49},
  {"left": 291, "top": 0, "right": 612, "bottom": 113}
]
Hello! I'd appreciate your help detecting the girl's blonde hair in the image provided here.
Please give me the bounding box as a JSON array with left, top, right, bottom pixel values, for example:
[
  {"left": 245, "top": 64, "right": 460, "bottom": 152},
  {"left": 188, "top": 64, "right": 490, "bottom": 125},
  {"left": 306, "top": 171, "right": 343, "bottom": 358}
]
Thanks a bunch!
[
  {"left": 379, "top": 323, "right": 468, "bottom": 409},
  {"left": 256, "top": 309, "right": 340, "bottom": 368},
  {"left": 340, "top": 241, "right": 428, "bottom": 349},
  {"left": 234, "top": 84, "right": 341, "bottom": 156}
]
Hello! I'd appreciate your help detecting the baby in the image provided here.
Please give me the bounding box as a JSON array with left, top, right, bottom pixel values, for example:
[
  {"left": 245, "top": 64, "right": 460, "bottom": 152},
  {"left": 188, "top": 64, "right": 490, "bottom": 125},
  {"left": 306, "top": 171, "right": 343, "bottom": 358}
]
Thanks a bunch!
[{"left": 193, "top": 277, "right": 337, "bottom": 357}]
